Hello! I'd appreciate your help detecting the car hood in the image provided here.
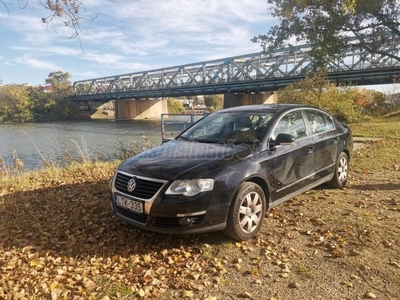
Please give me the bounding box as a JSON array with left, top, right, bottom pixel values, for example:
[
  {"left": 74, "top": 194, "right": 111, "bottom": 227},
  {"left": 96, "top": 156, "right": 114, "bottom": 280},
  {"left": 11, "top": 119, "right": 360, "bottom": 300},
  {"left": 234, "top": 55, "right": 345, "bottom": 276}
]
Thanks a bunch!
[{"left": 118, "top": 140, "right": 253, "bottom": 180}]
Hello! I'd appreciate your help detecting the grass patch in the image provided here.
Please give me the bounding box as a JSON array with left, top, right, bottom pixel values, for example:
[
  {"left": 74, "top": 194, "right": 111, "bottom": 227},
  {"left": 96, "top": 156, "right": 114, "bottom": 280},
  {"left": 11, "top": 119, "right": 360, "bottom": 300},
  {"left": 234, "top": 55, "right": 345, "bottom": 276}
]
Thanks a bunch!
[
  {"left": 294, "top": 264, "right": 314, "bottom": 278},
  {"left": 350, "top": 115, "right": 400, "bottom": 138},
  {"left": 103, "top": 281, "right": 138, "bottom": 299},
  {"left": 0, "top": 160, "right": 118, "bottom": 195},
  {"left": 352, "top": 138, "right": 400, "bottom": 171}
]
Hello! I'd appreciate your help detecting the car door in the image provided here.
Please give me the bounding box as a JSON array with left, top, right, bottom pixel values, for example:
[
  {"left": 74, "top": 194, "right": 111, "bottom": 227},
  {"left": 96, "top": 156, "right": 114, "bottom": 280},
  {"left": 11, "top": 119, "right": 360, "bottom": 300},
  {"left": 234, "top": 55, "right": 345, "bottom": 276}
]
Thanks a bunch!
[
  {"left": 269, "top": 110, "right": 314, "bottom": 202},
  {"left": 304, "top": 109, "right": 339, "bottom": 181}
]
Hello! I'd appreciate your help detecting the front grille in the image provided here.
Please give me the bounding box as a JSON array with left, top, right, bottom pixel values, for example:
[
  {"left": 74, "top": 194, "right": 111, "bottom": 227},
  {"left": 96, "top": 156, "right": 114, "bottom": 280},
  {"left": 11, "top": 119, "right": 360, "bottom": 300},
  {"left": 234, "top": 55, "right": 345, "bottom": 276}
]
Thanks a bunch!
[
  {"left": 115, "top": 172, "right": 165, "bottom": 200},
  {"left": 153, "top": 216, "right": 204, "bottom": 228},
  {"left": 116, "top": 206, "right": 148, "bottom": 224}
]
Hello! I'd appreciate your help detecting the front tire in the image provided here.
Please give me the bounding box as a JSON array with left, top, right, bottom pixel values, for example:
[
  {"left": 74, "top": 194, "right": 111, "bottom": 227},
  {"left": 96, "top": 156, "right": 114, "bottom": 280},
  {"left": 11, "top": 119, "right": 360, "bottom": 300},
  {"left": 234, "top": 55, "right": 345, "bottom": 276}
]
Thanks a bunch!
[
  {"left": 223, "top": 182, "right": 266, "bottom": 241},
  {"left": 329, "top": 152, "right": 349, "bottom": 189}
]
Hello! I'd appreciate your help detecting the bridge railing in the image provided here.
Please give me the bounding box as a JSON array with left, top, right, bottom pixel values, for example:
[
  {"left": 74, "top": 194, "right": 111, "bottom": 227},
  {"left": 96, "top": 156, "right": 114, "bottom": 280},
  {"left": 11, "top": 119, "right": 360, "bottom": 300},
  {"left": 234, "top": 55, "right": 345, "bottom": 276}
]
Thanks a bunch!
[{"left": 73, "top": 36, "right": 400, "bottom": 101}]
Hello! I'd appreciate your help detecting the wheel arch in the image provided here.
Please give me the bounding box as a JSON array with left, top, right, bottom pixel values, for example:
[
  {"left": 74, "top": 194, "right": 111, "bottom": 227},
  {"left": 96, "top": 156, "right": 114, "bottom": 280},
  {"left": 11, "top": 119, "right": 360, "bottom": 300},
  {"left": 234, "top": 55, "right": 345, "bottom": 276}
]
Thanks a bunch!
[
  {"left": 342, "top": 148, "right": 351, "bottom": 163},
  {"left": 223, "top": 174, "right": 271, "bottom": 224},
  {"left": 245, "top": 176, "right": 271, "bottom": 208}
]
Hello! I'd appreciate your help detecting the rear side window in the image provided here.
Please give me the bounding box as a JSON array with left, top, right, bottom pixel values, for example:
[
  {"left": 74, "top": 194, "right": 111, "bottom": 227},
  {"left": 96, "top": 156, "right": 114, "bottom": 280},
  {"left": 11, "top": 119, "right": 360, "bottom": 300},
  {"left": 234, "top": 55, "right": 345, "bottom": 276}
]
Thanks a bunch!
[{"left": 304, "top": 110, "right": 334, "bottom": 134}]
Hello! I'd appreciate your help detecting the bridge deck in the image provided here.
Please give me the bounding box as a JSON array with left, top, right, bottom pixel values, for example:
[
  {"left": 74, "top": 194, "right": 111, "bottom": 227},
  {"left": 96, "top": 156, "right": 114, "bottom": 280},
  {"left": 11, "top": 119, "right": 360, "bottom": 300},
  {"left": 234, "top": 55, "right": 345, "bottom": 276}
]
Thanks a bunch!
[{"left": 72, "top": 38, "right": 400, "bottom": 102}]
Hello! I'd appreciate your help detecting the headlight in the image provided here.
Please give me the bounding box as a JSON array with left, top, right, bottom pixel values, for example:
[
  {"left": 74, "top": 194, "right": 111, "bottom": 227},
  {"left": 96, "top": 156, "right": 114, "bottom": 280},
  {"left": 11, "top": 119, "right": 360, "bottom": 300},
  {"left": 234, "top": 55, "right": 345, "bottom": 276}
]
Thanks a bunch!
[
  {"left": 166, "top": 179, "right": 214, "bottom": 197},
  {"left": 109, "top": 173, "right": 116, "bottom": 192}
]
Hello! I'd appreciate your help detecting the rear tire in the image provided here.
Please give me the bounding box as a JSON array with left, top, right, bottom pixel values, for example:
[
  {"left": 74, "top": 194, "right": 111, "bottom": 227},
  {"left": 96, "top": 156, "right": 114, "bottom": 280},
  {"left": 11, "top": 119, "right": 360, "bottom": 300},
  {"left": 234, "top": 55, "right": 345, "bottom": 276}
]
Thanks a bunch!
[
  {"left": 328, "top": 152, "right": 349, "bottom": 189},
  {"left": 223, "top": 182, "right": 266, "bottom": 241}
]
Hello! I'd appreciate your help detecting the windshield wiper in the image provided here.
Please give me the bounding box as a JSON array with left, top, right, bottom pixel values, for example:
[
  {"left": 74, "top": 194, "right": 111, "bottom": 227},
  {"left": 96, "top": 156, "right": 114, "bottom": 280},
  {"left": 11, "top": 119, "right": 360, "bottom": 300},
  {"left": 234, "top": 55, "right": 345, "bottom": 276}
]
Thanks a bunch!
[
  {"left": 192, "top": 138, "right": 221, "bottom": 143},
  {"left": 178, "top": 136, "right": 193, "bottom": 142},
  {"left": 227, "top": 139, "right": 260, "bottom": 145}
]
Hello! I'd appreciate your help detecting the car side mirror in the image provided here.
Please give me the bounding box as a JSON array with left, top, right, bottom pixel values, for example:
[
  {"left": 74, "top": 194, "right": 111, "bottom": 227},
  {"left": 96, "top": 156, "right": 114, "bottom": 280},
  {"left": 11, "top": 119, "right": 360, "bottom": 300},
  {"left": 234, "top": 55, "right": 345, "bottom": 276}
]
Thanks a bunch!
[{"left": 274, "top": 133, "right": 295, "bottom": 146}]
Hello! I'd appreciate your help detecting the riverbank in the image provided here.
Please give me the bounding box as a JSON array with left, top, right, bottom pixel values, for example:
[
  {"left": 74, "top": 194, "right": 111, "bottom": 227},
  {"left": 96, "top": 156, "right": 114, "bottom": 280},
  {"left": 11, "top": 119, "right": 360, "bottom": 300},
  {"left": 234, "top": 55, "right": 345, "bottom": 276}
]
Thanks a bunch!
[
  {"left": 1, "top": 137, "right": 399, "bottom": 299},
  {"left": 0, "top": 118, "right": 399, "bottom": 299},
  {"left": 0, "top": 119, "right": 162, "bottom": 171}
]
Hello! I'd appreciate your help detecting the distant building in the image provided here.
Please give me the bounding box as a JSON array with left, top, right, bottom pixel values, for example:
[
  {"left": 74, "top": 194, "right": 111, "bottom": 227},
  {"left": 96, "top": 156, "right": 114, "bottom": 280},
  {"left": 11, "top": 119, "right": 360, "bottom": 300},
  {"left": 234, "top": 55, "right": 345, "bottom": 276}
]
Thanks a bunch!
[{"left": 38, "top": 85, "right": 54, "bottom": 93}]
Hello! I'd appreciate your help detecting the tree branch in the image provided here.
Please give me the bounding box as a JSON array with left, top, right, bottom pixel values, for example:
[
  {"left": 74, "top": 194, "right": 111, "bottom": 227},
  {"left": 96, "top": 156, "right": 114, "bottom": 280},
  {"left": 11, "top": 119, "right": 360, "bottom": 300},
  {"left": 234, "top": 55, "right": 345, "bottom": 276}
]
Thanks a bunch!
[
  {"left": 37, "top": 0, "right": 99, "bottom": 50},
  {"left": 1, "top": 0, "right": 99, "bottom": 50},
  {"left": 1, "top": 0, "right": 10, "bottom": 16},
  {"left": 350, "top": 29, "right": 400, "bottom": 61}
]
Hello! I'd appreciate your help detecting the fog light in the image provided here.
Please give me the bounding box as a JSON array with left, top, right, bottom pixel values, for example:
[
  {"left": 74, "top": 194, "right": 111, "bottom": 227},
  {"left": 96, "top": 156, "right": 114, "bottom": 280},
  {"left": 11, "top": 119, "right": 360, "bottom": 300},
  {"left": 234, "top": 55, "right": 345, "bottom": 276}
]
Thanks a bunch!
[{"left": 178, "top": 218, "right": 193, "bottom": 226}]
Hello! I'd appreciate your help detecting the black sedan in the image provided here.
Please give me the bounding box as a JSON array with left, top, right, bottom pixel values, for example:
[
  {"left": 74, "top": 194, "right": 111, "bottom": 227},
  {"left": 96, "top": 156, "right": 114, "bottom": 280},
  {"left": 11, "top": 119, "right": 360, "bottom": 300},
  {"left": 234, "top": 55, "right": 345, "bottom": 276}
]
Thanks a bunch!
[{"left": 109, "top": 104, "right": 353, "bottom": 241}]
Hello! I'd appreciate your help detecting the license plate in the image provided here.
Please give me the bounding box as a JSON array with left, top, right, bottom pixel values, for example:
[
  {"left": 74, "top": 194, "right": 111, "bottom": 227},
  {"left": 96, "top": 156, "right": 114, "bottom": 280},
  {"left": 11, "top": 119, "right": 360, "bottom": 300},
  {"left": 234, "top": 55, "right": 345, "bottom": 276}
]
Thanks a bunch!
[{"left": 116, "top": 195, "right": 143, "bottom": 214}]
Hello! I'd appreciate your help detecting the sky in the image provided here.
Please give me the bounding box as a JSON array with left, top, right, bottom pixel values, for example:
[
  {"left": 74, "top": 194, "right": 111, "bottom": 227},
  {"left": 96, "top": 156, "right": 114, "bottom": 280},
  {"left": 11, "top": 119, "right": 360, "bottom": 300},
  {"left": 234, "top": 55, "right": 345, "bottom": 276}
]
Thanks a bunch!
[
  {"left": 0, "top": 0, "right": 397, "bottom": 93},
  {"left": 0, "top": 0, "right": 276, "bottom": 86}
]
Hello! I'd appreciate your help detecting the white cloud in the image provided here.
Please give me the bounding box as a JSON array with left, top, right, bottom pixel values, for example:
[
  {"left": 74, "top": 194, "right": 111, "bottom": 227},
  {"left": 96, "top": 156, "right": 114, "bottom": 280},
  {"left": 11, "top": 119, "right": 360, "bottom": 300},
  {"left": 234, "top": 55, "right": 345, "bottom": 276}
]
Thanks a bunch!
[
  {"left": 70, "top": 70, "right": 99, "bottom": 79},
  {"left": 0, "top": 12, "right": 49, "bottom": 35},
  {"left": 10, "top": 45, "right": 80, "bottom": 57},
  {"left": 111, "top": 0, "right": 269, "bottom": 27},
  {"left": 14, "top": 54, "right": 62, "bottom": 70},
  {"left": 0, "top": 0, "right": 275, "bottom": 84},
  {"left": 81, "top": 51, "right": 151, "bottom": 71},
  {"left": 96, "top": 0, "right": 272, "bottom": 60}
]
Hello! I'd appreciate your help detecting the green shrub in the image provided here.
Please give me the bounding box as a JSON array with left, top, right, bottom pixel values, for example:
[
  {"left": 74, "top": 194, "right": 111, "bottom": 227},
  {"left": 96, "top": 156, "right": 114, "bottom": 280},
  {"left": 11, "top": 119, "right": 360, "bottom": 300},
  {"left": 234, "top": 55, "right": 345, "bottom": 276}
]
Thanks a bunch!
[
  {"left": 167, "top": 99, "right": 185, "bottom": 113},
  {"left": 277, "top": 73, "right": 361, "bottom": 122}
]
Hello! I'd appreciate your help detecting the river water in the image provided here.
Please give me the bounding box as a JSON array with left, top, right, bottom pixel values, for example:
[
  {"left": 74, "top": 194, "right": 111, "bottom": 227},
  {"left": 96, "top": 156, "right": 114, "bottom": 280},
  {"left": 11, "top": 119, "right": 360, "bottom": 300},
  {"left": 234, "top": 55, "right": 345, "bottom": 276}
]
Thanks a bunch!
[{"left": 0, "top": 120, "right": 163, "bottom": 170}]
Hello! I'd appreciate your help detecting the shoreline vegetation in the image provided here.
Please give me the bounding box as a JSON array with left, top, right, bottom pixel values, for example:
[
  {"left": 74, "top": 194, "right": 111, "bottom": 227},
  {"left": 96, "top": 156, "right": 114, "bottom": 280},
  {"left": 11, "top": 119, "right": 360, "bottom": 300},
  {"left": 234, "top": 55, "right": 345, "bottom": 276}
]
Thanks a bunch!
[{"left": 0, "top": 134, "right": 155, "bottom": 178}]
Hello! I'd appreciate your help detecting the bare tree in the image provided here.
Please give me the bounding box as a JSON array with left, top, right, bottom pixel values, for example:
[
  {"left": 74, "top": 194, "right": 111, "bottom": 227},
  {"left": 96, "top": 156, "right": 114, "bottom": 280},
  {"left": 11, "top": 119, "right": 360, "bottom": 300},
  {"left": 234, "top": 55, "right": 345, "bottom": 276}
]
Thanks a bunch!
[{"left": 1, "top": 0, "right": 99, "bottom": 48}]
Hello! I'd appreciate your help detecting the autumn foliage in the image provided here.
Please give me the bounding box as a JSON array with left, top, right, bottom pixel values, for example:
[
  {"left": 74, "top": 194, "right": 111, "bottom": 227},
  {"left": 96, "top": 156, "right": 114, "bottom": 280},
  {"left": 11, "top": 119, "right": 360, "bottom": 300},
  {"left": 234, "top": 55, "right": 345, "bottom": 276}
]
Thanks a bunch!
[{"left": 276, "top": 73, "right": 390, "bottom": 122}]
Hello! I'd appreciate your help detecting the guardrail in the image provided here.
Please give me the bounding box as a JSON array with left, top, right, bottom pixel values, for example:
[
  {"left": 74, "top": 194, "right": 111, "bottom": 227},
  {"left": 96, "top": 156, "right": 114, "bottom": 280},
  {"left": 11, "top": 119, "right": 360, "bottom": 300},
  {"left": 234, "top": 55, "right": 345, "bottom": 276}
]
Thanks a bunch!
[{"left": 161, "top": 113, "right": 208, "bottom": 142}]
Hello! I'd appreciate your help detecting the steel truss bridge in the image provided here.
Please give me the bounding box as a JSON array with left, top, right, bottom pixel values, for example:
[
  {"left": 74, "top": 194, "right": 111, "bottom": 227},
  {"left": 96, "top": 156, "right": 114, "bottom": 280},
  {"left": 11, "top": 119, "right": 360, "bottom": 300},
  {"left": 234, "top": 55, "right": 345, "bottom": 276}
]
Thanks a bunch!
[{"left": 72, "top": 38, "right": 400, "bottom": 102}]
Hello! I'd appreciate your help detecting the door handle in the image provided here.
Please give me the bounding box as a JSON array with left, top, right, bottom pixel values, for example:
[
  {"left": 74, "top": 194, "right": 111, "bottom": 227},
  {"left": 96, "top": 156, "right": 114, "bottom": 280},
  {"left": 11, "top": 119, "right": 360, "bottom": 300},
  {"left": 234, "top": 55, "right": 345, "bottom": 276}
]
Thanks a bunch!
[{"left": 306, "top": 146, "right": 314, "bottom": 154}]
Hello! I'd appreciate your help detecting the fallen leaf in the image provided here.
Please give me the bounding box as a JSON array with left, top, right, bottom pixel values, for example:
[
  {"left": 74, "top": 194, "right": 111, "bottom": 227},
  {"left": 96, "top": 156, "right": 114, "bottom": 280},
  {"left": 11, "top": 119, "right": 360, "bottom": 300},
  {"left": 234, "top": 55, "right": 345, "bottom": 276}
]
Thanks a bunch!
[
  {"left": 364, "top": 291, "right": 377, "bottom": 299},
  {"left": 182, "top": 290, "right": 195, "bottom": 298},
  {"left": 142, "top": 254, "right": 151, "bottom": 263},
  {"left": 238, "top": 291, "right": 253, "bottom": 299}
]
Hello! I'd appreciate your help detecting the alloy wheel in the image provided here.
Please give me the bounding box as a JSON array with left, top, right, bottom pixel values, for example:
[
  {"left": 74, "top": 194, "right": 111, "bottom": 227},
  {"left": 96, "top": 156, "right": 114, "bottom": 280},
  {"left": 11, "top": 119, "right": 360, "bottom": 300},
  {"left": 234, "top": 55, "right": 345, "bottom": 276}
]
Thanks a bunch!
[
  {"left": 337, "top": 156, "right": 348, "bottom": 183},
  {"left": 238, "top": 191, "right": 263, "bottom": 233}
]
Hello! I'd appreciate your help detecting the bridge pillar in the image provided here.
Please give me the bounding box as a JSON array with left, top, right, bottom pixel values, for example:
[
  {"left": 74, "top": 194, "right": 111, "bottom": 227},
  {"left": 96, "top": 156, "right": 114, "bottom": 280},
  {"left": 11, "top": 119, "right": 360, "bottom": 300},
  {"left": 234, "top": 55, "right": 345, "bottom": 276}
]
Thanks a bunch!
[
  {"left": 115, "top": 98, "right": 168, "bottom": 120},
  {"left": 223, "top": 92, "right": 276, "bottom": 108}
]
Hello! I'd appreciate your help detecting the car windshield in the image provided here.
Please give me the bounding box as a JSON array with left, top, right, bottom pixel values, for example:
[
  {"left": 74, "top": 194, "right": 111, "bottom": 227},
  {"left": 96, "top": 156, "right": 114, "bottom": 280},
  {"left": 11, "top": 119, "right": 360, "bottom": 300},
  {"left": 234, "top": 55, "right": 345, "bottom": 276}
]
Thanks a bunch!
[{"left": 180, "top": 111, "right": 276, "bottom": 143}]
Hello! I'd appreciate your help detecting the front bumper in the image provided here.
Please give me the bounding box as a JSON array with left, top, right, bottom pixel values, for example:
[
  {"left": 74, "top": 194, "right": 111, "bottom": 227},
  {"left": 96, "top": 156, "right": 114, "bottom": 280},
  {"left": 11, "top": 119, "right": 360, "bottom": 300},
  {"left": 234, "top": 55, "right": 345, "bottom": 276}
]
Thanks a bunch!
[
  {"left": 109, "top": 195, "right": 227, "bottom": 234},
  {"left": 109, "top": 171, "right": 229, "bottom": 234}
]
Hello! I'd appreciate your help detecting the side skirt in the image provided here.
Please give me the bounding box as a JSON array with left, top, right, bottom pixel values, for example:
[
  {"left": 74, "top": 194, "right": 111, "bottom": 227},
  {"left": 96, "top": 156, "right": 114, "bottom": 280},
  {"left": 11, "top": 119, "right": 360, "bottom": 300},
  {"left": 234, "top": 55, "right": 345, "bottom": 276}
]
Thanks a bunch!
[{"left": 269, "top": 174, "right": 334, "bottom": 209}]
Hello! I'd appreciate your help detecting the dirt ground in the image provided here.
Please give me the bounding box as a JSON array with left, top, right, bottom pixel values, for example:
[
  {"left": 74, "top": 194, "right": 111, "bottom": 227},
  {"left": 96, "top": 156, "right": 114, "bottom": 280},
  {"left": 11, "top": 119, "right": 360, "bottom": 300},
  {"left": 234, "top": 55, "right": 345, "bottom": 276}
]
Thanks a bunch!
[{"left": 0, "top": 139, "right": 399, "bottom": 300}]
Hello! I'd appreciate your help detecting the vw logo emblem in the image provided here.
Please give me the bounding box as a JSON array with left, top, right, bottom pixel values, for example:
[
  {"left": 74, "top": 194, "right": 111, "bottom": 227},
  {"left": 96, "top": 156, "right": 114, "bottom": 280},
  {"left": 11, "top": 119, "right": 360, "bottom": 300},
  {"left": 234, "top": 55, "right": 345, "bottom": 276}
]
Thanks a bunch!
[{"left": 127, "top": 178, "right": 136, "bottom": 192}]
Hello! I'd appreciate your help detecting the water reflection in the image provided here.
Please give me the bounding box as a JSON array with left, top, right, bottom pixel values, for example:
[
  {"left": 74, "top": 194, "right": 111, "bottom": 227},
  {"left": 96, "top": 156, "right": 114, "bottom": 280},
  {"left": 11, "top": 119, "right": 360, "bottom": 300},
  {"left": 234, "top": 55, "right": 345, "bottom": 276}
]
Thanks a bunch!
[{"left": 0, "top": 120, "right": 162, "bottom": 170}]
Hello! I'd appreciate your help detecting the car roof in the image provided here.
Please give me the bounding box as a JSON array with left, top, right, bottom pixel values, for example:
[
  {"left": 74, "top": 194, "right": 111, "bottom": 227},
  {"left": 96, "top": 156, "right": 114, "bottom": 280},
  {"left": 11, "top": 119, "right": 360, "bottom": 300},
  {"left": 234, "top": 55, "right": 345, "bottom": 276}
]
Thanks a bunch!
[{"left": 215, "top": 104, "right": 308, "bottom": 114}]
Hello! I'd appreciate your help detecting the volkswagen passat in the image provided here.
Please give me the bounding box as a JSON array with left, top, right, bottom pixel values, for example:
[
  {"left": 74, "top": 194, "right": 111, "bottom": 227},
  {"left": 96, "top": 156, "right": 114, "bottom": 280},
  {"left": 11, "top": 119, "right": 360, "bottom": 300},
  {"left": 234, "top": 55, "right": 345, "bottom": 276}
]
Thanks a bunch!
[{"left": 109, "top": 104, "right": 352, "bottom": 241}]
